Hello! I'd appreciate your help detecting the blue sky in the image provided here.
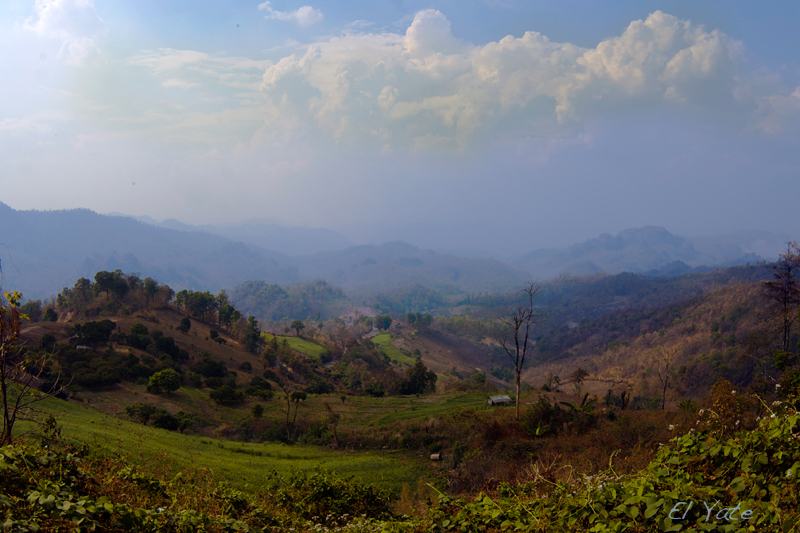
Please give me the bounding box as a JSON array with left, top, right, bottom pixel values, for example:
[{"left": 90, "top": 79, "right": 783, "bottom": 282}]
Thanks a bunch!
[{"left": 1, "top": 0, "right": 798, "bottom": 253}]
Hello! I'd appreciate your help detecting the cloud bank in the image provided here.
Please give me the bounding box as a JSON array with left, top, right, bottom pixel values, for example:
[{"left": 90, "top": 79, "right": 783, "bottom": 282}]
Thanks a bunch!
[
  {"left": 256, "top": 10, "right": 755, "bottom": 150},
  {"left": 85, "top": 9, "right": 799, "bottom": 156}
]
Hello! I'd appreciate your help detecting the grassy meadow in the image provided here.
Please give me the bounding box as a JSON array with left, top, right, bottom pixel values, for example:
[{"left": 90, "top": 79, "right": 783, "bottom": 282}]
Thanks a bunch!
[
  {"left": 14, "top": 394, "right": 426, "bottom": 495},
  {"left": 371, "top": 333, "right": 417, "bottom": 366},
  {"left": 261, "top": 334, "right": 329, "bottom": 360}
]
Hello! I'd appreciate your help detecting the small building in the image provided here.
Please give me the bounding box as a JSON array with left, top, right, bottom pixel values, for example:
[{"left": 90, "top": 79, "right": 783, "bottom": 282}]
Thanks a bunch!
[{"left": 487, "top": 395, "right": 513, "bottom": 406}]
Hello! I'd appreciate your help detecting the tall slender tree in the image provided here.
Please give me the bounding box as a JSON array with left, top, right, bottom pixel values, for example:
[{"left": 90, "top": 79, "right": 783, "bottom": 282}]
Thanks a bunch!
[
  {"left": 763, "top": 242, "right": 800, "bottom": 354},
  {"left": 496, "top": 282, "right": 545, "bottom": 421}
]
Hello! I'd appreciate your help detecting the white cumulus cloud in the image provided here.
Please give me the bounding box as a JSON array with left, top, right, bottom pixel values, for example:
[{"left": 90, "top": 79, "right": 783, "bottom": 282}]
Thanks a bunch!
[
  {"left": 257, "top": 10, "right": 758, "bottom": 149},
  {"left": 258, "top": 2, "right": 323, "bottom": 26},
  {"left": 24, "top": 0, "right": 106, "bottom": 65}
]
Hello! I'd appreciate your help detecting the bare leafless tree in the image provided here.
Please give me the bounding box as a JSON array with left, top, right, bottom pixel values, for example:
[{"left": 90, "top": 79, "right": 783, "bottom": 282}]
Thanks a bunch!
[
  {"left": 496, "top": 282, "right": 545, "bottom": 421},
  {"left": 655, "top": 348, "right": 674, "bottom": 410}
]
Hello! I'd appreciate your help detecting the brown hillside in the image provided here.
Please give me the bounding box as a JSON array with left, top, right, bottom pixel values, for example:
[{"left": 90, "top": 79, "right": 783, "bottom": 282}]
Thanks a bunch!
[{"left": 522, "top": 282, "right": 772, "bottom": 400}]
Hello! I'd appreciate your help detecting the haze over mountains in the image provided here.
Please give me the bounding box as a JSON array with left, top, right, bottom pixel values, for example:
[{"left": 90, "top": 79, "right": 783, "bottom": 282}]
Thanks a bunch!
[
  {"left": 512, "top": 226, "right": 780, "bottom": 281},
  {"left": 0, "top": 203, "right": 787, "bottom": 300}
]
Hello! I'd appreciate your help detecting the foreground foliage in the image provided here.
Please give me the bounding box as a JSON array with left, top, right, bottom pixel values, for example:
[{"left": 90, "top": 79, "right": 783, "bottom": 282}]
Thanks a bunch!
[
  {"left": 4, "top": 401, "right": 800, "bottom": 532},
  {"left": 399, "top": 401, "right": 800, "bottom": 533},
  {"left": 0, "top": 439, "right": 392, "bottom": 532}
]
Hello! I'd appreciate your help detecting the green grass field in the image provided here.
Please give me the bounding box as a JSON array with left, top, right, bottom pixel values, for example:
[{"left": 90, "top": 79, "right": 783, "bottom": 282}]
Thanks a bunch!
[
  {"left": 14, "top": 396, "right": 422, "bottom": 495},
  {"left": 262, "top": 334, "right": 329, "bottom": 360},
  {"left": 371, "top": 333, "right": 417, "bottom": 366},
  {"left": 366, "top": 392, "right": 490, "bottom": 424}
]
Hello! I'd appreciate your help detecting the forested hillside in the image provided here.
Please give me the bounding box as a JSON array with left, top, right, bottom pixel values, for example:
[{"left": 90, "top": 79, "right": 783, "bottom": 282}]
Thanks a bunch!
[{"left": 4, "top": 248, "right": 800, "bottom": 532}]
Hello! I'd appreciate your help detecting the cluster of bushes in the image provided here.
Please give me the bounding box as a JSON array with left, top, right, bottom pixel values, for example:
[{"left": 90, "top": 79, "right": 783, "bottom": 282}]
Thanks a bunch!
[
  {"left": 395, "top": 361, "right": 437, "bottom": 395},
  {"left": 118, "top": 323, "right": 189, "bottom": 363},
  {"left": 48, "top": 320, "right": 197, "bottom": 389},
  {"left": 125, "top": 403, "right": 196, "bottom": 432},
  {"left": 187, "top": 355, "right": 275, "bottom": 404},
  {"left": 67, "top": 319, "right": 117, "bottom": 345},
  {"left": 56, "top": 346, "right": 157, "bottom": 388}
]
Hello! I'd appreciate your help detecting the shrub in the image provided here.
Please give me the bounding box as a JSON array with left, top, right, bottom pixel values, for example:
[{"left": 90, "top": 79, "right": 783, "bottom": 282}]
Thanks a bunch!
[
  {"left": 39, "top": 333, "right": 57, "bottom": 352},
  {"left": 365, "top": 383, "right": 385, "bottom": 397},
  {"left": 269, "top": 469, "right": 393, "bottom": 521},
  {"left": 204, "top": 376, "right": 225, "bottom": 389},
  {"left": 305, "top": 379, "right": 335, "bottom": 394},
  {"left": 147, "top": 368, "right": 181, "bottom": 394},
  {"left": 195, "top": 357, "right": 228, "bottom": 378},
  {"left": 209, "top": 385, "right": 245, "bottom": 405}
]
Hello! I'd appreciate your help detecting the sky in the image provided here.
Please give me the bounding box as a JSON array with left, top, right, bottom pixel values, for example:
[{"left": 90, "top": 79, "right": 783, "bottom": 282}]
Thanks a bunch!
[{"left": 1, "top": 0, "right": 799, "bottom": 254}]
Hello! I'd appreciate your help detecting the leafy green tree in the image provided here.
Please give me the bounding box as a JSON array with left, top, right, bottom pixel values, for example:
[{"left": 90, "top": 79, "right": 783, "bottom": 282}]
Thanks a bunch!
[
  {"left": 125, "top": 403, "right": 158, "bottom": 425},
  {"left": 175, "top": 290, "right": 189, "bottom": 313},
  {"left": 262, "top": 336, "right": 279, "bottom": 369},
  {"left": 375, "top": 314, "right": 392, "bottom": 331},
  {"left": 143, "top": 277, "right": 159, "bottom": 305},
  {"left": 130, "top": 323, "right": 149, "bottom": 336},
  {"left": 209, "top": 385, "right": 245, "bottom": 405},
  {"left": 218, "top": 303, "right": 240, "bottom": 331},
  {"left": 194, "top": 357, "right": 227, "bottom": 378},
  {"left": 291, "top": 319, "right": 305, "bottom": 337},
  {"left": 125, "top": 273, "right": 142, "bottom": 293},
  {"left": 158, "top": 284, "right": 175, "bottom": 306},
  {"left": 93, "top": 270, "right": 129, "bottom": 301},
  {"left": 244, "top": 316, "right": 261, "bottom": 354},
  {"left": 181, "top": 290, "right": 218, "bottom": 321},
  {"left": 216, "top": 291, "right": 240, "bottom": 329},
  {"left": 70, "top": 319, "right": 116, "bottom": 346},
  {"left": 396, "top": 361, "right": 437, "bottom": 395},
  {"left": 571, "top": 367, "right": 589, "bottom": 396},
  {"left": 42, "top": 308, "right": 58, "bottom": 322},
  {"left": 176, "top": 317, "right": 191, "bottom": 333},
  {"left": 20, "top": 300, "right": 42, "bottom": 323},
  {"left": 147, "top": 368, "right": 181, "bottom": 394},
  {"left": 305, "top": 379, "right": 334, "bottom": 394},
  {"left": 72, "top": 277, "right": 93, "bottom": 304}
]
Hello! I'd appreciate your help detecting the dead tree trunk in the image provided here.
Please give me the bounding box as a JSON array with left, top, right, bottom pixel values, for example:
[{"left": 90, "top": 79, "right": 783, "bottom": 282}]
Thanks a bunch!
[{"left": 496, "top": 282, "right": 545, "bottom": 421}]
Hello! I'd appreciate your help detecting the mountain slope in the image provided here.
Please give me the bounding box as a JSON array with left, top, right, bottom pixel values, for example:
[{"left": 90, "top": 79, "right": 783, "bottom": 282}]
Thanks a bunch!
[
  {"left": 0, "top": 203, "right": 297, "bottom": 298},
  {"left": 514, "top": 226, "right": 760, "bottom": 279},
  {"left": 155, "top": 217, "right": 354, "bottom": 256},
  {"left": 295, "top": 241, "right": 529, "bottom": 293},
  {"left": 0, "top": 204, "right": 528, "bottom": 300}
]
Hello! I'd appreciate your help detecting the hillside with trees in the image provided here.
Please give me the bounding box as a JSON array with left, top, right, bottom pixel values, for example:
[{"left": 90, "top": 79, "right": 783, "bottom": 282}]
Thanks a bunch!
[{"left": 3, "top": 244, "right": 800, "bottom": 532}]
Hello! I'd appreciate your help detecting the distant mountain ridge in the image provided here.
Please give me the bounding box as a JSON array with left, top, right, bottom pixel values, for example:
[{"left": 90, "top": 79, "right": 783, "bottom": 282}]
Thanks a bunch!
[
  {"left": 0, "top": 204, "right": 528, "bottom": 299},
  {"left": 294, "top": 241, "right": 529, "bottom": 294},
  {"left": 0, "top": 203, "right": 298, "bottom": 299},
  {"left": 513, "top": 226, "right": 763, "bottom": 280},
  {"left": 1, "top": 204, "right": 784, "bottom": 301},
  {"left": 124, "top": 214, "right": 354, "bottom": 256}
]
